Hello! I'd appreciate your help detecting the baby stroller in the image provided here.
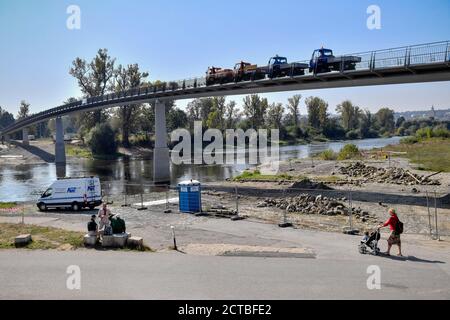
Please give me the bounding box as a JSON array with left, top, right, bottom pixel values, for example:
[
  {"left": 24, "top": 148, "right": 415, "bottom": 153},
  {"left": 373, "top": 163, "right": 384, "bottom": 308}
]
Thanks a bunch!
[{"left": 358, "top": 229, "right": 381, "bottom": 255}]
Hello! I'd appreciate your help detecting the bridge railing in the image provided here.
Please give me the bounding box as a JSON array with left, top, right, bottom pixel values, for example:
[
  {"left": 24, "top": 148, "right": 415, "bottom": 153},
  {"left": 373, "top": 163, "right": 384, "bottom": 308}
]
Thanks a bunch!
[{"left": 2, "top": 41, "right": 449, "bottom": 136}]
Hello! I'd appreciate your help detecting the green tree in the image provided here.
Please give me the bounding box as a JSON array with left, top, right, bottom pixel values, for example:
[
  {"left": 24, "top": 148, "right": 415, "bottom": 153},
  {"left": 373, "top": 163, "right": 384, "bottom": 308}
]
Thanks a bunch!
[
  {"left": 286, "top": 94, "right": 302, "bottom": 128},
  {"left": 266, "top": 103, "right": 284, "bottom": 129},
  {"left": 69, "top": 49, "right": 116, "bottom": 128},
  {"left": 17, "top": 100, "right": 30, "bottom": 120},
  {"left": 242, "top": 94, "right": 268, "bottom": 129},
  {"left": 305, "top": 96, "right": 329, "bottom": 130},
  {"left": 375, "top": 108, "right": 395, "bottom": 134},
  {"left": 336, "top": 100, "right": 361, "bottom": 131},
  {"left": 0, "top": 107, "right": 15, "bottom": 129},
  {"left": 114, "top": 63, "right": 149, "bottom": 147},
  {"left": 359, "top": 109, "right": 378, "bottom": 138},
  {"left": 224, "top": 100, "right": 240, "bottom": 128},
  {"left": 86, "top": 123, "right": 118, "bottom": 156},
  {"left": 206, "top": 97, "right": 226, "bottom": 130}
]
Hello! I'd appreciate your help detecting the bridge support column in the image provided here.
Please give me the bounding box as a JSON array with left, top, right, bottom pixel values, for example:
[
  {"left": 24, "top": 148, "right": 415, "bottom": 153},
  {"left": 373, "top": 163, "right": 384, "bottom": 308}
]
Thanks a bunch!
[
  {"left": 55, "top": 116, "right": 66, "bottom": 164},
  {"left": 4, "top": 134, "right": 10, "bottom": 145},
  {"left": 22, "top": 128, "right": 29, "bottom": 145},
  {"left": 153, "top": 100, "right": 170, "bottom": 184}
]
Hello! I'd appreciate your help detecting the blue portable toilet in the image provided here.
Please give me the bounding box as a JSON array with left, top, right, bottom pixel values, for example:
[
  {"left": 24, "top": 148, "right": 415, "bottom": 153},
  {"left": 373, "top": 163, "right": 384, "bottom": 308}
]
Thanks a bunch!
[{"left": 178, "top": 180, "right": 202, "bottom": 213}]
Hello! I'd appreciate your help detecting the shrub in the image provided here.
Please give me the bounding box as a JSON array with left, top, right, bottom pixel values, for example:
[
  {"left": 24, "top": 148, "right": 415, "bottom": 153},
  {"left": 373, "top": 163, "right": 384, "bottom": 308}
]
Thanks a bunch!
[
  {"left": 400, "top": 136, "right": 419, "bottom": 144},
  {"left": 337, "top": 144, "right": 360, "bottom": 160},
  {"left": 345, "top": 130, "right": 360, "bottom": 140},
  {"left": 86, "top": 123, "right": 118, "bottom": 156},
  {"left": 318, "top": 149, "right": 337, "bottom": 160}
]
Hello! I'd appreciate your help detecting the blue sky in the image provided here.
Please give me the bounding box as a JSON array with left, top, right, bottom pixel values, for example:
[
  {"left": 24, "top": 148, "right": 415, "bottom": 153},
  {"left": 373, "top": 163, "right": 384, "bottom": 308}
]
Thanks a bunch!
[{"left": 0, "top": 0, "right": 449, "bottom": 116}]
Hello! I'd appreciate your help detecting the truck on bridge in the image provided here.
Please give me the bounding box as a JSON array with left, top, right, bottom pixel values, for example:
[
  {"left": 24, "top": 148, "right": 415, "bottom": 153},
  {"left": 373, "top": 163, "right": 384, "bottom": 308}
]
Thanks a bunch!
[
  {"left": 259, "top": 55, "right": 309, "bottom": 78},
  {"left": 309, "top": 48, "right": 362, "bottom": 73}
]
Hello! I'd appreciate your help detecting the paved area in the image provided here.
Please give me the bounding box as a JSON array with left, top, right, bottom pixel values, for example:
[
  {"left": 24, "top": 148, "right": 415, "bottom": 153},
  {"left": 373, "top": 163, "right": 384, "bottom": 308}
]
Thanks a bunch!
[{"left": 1, "top": 209, "right": 450, "bottom": 299}]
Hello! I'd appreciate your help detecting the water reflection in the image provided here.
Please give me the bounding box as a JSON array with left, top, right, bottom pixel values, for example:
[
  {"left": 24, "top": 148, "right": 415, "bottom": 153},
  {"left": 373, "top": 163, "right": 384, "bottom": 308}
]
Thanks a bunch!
[{"left": 0, "top": 137, "right": 401, "bottom": 202}]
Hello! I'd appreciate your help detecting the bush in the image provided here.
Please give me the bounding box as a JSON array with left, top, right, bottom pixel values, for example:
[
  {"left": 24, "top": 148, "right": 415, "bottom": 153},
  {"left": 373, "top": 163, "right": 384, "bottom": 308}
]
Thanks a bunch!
[
  {"left": 345, "top": 130, "right": 360, "bottom": 140},
  {"left": 337, "top": 144, "right": 360, "bottom": 160},
  {"left": 131, "top": 133, "right": 152, "bottom": 147},
  {"left": 86, "top": 123, "right": 118, "bottom": 156},
  {"left": 400, "top": 136, "right": 419, "bottom": 144},
  {"left": 318, "top": 149, "right": 337, "bottom": 160}
]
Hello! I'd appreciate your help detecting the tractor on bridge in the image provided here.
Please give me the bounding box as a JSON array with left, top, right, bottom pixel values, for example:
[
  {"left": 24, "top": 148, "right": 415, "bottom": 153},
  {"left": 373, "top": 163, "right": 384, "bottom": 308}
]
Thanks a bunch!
[
  {"left": 259, "top": 55, "right": 309, "bottom": 78},
  {"left": 206, "top": 66, "right": 234, "bottom": 85},
  {"left": 309, "top": 48, "right": 362, "bottom": 73}
]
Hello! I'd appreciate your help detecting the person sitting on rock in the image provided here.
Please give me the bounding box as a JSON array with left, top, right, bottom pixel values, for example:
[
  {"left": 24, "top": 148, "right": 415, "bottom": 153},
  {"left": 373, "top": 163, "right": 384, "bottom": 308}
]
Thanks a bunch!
[
  {"left": 110, "top": 214, "right": 126, "bottom": 234},
  {"left": 87, "top": 215, "right": 98, "bottom": 236}
]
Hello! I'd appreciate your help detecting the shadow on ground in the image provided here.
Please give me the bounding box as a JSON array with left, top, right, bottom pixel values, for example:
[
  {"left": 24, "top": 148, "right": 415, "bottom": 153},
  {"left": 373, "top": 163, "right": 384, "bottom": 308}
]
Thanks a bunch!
[{"left": 12, "top": 141, "right": 55, "bottom": 163}]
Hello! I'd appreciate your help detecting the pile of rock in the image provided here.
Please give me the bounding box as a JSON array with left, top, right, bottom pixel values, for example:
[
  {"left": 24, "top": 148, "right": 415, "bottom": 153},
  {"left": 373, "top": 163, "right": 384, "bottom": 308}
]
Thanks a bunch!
[
  {"left": 259, "top": 194, "right": 347, "bottom": 216},
  {"left": 339, "top": 162, "right": 440, "bottom": 185}
]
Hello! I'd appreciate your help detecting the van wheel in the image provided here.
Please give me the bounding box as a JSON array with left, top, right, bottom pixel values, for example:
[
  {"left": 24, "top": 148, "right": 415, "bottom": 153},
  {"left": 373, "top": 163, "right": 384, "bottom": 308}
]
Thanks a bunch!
[
  {"left": 71, "top": 202, "right": 80, "bottom": 212},
  {"left": 38, "top": 203, "right": 47, "bottom": 212}
]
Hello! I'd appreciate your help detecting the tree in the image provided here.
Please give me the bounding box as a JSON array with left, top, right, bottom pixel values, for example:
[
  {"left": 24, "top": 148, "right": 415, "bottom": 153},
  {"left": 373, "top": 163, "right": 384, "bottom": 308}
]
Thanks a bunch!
[
  {"left": 167, "top": 107, "right": 188, "bottom": 132},
  {"left": 286, "top": 94, "right": 301, "bottom": 128},
  {"left": 396, "top": 116, "right": 406, "bottom": 128},
  {"left": 305, "top": 96, "right": 329, "bottom": 130},
  {"left": 242, "top": 94, "right": 268, "bottom": 129},
  {"left": 17, "top": 100, "right": 30, "bottom": 120},
  {"left": 206, "top": 97, "right": 226, "bottom": 130},
  {"left": 224, "top": 100, "right": 240, "bottom": 128},
  {"left": 87, "top": 123, "right": 118, "bottom": 155},
  {"left": 69, "top": 48, "right": 116, "bottom": 128},
  {"left": 266, "top": 103, "right": 284, "bottom": 129},
  {"left": 114, "top": 63, "right": 149, "bottom": 147},
  {"left": 359, "top": 109, "right": 378, "bottom": 138},
  {"left": 375, "top": 108, "right": 395, "bottom": 134},
  {"left": 336, "top": 100, "right": 361, "bottom": 131},
  {"left": 0, "top": 107, "right": 15, "bottom": 129},
  {"left": 186, "top": 98, "right": 214, "bottom": 129}
]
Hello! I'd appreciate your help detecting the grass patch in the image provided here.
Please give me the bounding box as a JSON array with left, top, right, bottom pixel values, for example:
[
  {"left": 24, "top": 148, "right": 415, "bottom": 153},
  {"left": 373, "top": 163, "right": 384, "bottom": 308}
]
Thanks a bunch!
[
  {"left": 66, "top": 144, "right": 92, "bottom": 158},
  {"left": 317, "top": 149, "right": 337, "bottom": 160},
  {"left": 0, "top": 223, "right": 84, "bottom": 250},
  {"left": 0, "top": 202, "right": 17, "bottom": 209},
  {"left": 233, "top": 170, "right": 296, "bottom": 182},
  {"left": 314, "top": 175, "right": 343, "bottom": 183},
  {"left": 384, "top": 138, "right": 450, "bottom": 172}
]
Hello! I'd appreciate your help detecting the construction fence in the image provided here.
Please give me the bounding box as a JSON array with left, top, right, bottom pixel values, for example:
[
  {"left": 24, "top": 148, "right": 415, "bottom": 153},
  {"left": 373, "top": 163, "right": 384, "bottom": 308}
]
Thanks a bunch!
[{"left": 99, "top": 181, "right": 450, "bottom": 240}]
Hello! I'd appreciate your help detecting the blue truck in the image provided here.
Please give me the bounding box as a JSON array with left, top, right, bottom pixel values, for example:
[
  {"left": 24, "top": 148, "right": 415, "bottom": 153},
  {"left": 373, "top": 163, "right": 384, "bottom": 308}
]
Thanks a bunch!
[
  {"left": 309, "top": 48, "right": 362, "bottom": 73},
  {"left": 260, "top": 55, "right": 309, "bottom": 78}
]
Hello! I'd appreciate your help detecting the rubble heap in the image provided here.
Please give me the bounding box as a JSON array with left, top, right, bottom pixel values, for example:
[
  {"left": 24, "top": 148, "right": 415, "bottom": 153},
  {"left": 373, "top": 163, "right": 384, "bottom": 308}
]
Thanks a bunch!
[
  {"left": 259, "top": 194, "right": 377, "bottom": 222},
  {"left": 339, "top": 162, "right": 440, "bottom": 185}
]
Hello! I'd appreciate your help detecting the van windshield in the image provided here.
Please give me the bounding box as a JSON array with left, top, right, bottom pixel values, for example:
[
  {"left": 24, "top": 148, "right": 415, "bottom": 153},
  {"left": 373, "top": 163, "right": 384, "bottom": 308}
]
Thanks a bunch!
[{"left": 42, "top": 188, "right": 53, "bottom": 198}]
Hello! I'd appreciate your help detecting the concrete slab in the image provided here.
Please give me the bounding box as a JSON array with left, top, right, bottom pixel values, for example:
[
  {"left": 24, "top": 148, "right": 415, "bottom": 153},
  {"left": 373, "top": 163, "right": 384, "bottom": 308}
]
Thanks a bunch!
[
  {"left": 84, "top": 234, "right": 97, "bottom": 246},
  {"left": 15, "top": 234, "right": 32, "bottom": 247}
]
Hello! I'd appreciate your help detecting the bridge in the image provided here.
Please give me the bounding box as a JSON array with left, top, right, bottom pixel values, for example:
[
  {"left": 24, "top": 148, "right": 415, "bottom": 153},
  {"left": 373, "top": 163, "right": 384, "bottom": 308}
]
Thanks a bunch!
[{"left": 1, "top": 41, "right": 450, "bottom": 183}]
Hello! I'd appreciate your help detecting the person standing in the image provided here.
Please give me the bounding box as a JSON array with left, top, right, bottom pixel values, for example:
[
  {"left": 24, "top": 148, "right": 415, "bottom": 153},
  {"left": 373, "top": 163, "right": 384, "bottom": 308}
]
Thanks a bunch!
[
  {"left": 98, "top": 203, "right": 112, "bottom": 231},
  {"left": 379, "top": 208, "right": 403, "bottom": 256}
]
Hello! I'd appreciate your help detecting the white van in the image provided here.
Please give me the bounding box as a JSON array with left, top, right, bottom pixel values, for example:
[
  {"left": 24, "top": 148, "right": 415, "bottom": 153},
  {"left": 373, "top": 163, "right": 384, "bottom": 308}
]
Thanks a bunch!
[{"left": 36, "top": 177, "right": 102, "bottom": 211}]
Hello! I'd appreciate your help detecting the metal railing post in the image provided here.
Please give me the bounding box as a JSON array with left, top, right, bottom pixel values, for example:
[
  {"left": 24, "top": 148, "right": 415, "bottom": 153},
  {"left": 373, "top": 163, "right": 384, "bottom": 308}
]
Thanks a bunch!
[
  {"left": 348, "top": 188, "right": 353, "bottom": 230},
  {"left": 434, "top": 191, "right": 440, "bottom": 241},
  {"left": 235, "top": 186, "right": 239, "bottom": 215},
  {"left": 426, "top": 191, "right": 433, "bottom": 237},
  {"left": 164, "top": 186, "right": 172, "bottom": 213},
  {"left": 137, "top": 181, "right": 148, "bottom": 211},
  {"left": 445, "top": 41, "right": 450, "bottom": 65}
]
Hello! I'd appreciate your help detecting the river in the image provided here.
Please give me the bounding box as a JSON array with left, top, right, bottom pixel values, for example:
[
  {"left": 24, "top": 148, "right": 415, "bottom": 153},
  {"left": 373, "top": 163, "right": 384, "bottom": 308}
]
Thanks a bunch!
[{"left": 0, "top": 136, "right": 402, "bottom": 202}]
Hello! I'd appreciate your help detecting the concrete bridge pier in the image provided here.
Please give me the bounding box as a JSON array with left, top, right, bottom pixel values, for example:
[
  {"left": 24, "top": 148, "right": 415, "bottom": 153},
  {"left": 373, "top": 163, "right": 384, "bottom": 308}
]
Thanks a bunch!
[
  {"left": 55, "top": 116, "right": 66, "bottom": 164},
  {"left": 153, "top": 100, "right": 170, "bottom": 184},
  {"left": 4, "top": 134, "right": 11, "bottom": 145},
  {"left": 22, "top": 128, "right": 29, "bottom": 145}
]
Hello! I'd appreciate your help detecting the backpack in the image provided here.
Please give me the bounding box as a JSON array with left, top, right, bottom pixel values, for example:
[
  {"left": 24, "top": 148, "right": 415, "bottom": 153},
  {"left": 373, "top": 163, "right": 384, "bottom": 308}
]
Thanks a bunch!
[{"left": 396, "top": 220, "right": 404, "bottom": 234}]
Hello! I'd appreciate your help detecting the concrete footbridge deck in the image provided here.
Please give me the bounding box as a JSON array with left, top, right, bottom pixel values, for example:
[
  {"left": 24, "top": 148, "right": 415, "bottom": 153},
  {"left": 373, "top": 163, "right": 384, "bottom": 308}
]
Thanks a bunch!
[{"left": 1, "top": 40, "right": 449, "bottom": 182}]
